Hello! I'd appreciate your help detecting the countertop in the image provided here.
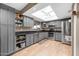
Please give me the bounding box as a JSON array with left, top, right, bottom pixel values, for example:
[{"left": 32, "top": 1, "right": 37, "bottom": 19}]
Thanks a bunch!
[{"left": 15, "top": 29, "right": 62, "bottom": 35}]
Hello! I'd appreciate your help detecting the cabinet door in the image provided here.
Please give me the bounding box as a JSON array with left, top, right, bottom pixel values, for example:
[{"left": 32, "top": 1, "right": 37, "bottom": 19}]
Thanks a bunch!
[
  {"left": 42, "top": 32, "right": 44, "bottom": 39},
  {"left": 0, "top": 9, "right": 8, "bottom": 24},
  {"left": 28, "top": 18, "right": 34, "bottom": 27},
  {"left": 37, "top": 33, "right": 39, "bottom": 42},
  {"left": 30, "top": 34, "right": 33, "bottom": 45},
  {"left": 24, "top": 17, "right": 34, "bottom": 27},
  {"left": 42, "top": 33, "right": 44, "bottom": 40},
  {"left": 26, "top": 34, "right": 33, "bottom": 46},
  {"left": 26, "top": 34, "right": 31, "bottom": 46},
  {"left": 39, "top": 33, "right": 43, "bottom": 41},
  {"left": 39, "top": 33, "right": 41, "bottom": 41},
  {"left": 7, "top": 11, "right": 15, "bottom": 25},
  {"left": 0, "top": 25, "right": 8, "bottom": 56},
  {"left": 33, "top": 33, "right": 39, "bottom": 43},
  {"left": 53, "top": 32, "right": 56, "bottom": 40},
  {"left": 55, "top": 33, "right": 62, "bottom": 41},
  {"left": 44, "top": 32, "right": 48, "bottom": 39},
  {"left": 8, "top": 25, "right": 16, "bottom": 54}
]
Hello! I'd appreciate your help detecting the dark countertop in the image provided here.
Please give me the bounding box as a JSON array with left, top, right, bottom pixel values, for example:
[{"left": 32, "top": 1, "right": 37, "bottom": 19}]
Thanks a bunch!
[{"left": 15, "top": 30, "right": 62, "bottom": 35}]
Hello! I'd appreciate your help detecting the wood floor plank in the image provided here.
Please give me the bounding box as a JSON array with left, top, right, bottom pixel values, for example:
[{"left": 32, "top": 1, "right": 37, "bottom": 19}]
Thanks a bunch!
[{"left": 12, "top": 39, "right": 72, "bottom": 56}]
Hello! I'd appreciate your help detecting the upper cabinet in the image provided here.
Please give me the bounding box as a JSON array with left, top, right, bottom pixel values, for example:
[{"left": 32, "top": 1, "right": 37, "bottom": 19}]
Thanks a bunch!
[
  {"left": 23, "top": 17, "right": 34, "bottom": 28},
  {"left": 0, "top": 4, "right": 16, "bottom": 25},
  {"left": 0, "top": 9, "right": 8, "bottom": 24},
  {"left": 15, "top": 15, "right": 35, "bottom": 31},
  {"left": 47, "top": 21, "right": 61, "bottom": 28}
]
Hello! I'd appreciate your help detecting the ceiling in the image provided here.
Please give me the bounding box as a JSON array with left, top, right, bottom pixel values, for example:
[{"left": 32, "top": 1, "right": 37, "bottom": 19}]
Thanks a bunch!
[
  {"left": 23, "top": 3, "right": 72, "bottom": 22},
  {"left": 3, "top": 3, "right": 72, "bottom": 22},
  {"left": 4, "top": 3, "right": 28, "bottom": 10}
]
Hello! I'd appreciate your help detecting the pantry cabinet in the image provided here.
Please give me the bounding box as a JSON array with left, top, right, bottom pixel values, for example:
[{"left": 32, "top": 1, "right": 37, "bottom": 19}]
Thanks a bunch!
[
  {"left": 0, "top": 4, "right": 16, "bottom": 56},
  {"left": 0, "top": 25, "right": 8, "bottom": 56},
  {"left": 8, "top": 25, "right": 16, "bottom": 54},
  {"left": 0, "top": 9, "right": 8, "bottom": 24}
]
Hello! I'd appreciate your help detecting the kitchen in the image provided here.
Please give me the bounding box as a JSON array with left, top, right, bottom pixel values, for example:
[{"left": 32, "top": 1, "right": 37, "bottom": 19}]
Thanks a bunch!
[{"left": 0, "top": 3, "right": 72, "bottom": 56}]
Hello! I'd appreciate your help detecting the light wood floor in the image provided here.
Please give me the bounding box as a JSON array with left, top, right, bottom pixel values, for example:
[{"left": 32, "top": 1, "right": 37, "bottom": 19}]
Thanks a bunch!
[{"left": 12, "top": 39, "right": 72, "bottom": 56}]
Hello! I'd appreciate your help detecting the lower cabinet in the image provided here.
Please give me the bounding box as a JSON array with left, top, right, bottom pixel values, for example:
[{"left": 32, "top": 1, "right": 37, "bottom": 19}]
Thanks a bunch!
[
  {"left": 26, "top": 32, "right": 48, "bottom": 47},
  {"left": 39, "top": 32, "right": 48, "bottom": 41},
  {"left": 26, "top": 33, "right": 33, "bottom": 47},
  {"left": 39, "top": 32, "right": 44, "bottom": 41},
  {"left": 30, "top": 34, "right": 34, "bottom": 45},
  {"left": 53, "top": 32, "right": 56, "bottom": 40},
  {"left": 43, "top": 32, "right": 48, "bottom": 39},
  {"left": 55, "top": 32, "right": 62, "bottom": 41},
  {"left": 33, "top": 33, "right": 39, "bottom": 43}
]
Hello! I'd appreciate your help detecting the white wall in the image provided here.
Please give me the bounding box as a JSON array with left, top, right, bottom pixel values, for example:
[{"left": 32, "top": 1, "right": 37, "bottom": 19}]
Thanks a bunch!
[
  {"left": 72, "top": 3, "right": 79, "bottom": 56},
  {"left": 76, "top": 4, "right": 79, "bottom": 55}
]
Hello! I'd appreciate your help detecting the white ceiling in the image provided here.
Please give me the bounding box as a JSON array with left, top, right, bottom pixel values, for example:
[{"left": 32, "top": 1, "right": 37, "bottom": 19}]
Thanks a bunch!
[
  {"left": 3, "top": 3, "right": 72, "bottom": 21},
  {"left": 23, "top": 3, "right": 72, "bottom": 22},
  {"left": 4, "top": 3, "right": 28, "bottom": 10}
]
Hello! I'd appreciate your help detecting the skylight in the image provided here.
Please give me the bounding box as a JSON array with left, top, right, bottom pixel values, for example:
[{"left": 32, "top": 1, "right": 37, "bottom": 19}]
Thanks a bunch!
[{"left": 32, "top": 6, "right": 58, "bottom": 21}]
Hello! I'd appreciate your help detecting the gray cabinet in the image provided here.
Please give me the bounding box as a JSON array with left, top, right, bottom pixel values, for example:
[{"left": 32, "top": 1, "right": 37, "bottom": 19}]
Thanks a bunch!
[
  {"left": 33, "top": 33, "right": 39, "bottom": 43},
  {"left": 7, "top": 11, "right": 15, "bottom": 25},
  {"left": 24, "top": 17, "right": 34, "bottom": 27},
  {"left": 30, "top": 34, "right": 34, "bottom": 45},
  {"left": 53, "top": 32, "right": 56, "bottom": 40},
  {"left": 55, "top": 32, "right": 62, "bottom": 41},
  {"left": 0, "top": 8, "right": 15, "bottom": 25},
  {"left": 26, "top": 33, "right": 33, "bottom": 46},
  {"left": 0, "top": 9, "right": 8, "bottom": 24},
  {"left": 0, "top": 5, "right": 16, "bottom": 56},
  {"left": 43, "top": 32, "right": 48, "bottom": 39},
  {"left": 39, "top": 32, "right": 48, "bottom": 41},
  {"left": 37, "top": 32, "right": 48, "bottom": 42},
  {"left": 39, "top": 32, "right": 44, "bottom": 41},
  {"left": 8, "top": 25, "right": 16, "bottom": 54},
  {"left": 0, "top": 25, "right": 15, "bottom": 55},
  {"left": 0, "top": 25, "right": 8, "bottom": 56}
]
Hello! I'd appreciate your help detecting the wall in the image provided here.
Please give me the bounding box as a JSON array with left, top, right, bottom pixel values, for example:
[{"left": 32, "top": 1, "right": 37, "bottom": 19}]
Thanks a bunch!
[
  {"left": 47, "top": 21, "right": 61, "bottom": 27},
  {"left": 76, "top": 4, "right": 79, "bottom": 55}
]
